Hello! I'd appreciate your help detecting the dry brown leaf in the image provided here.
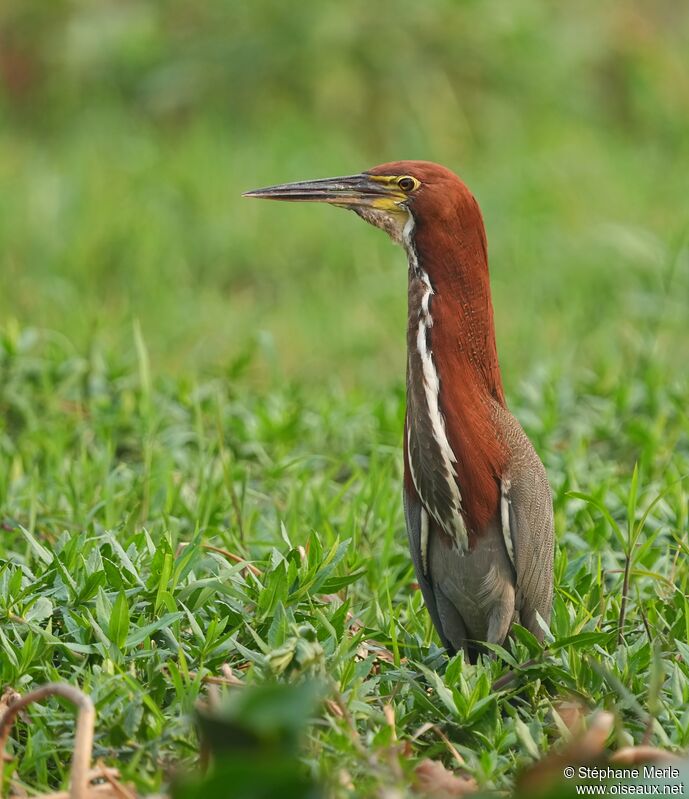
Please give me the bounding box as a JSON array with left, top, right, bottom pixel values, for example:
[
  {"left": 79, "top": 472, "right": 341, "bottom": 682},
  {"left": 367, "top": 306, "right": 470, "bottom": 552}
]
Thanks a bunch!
[
  {"left": 414, "top": 758, "right": 478, "bottom": 797},
  {"left": 326, "top": 699, "right": 344, "bottom": 718},
  {"left": 611, "top": 746, "right": 683, "bottom": 766},
  {"left": 516, "top": 706, "right": 689, "bottom": 797},
  {"left": 0, "top": 689, "right": 20, "bottom": 715},
  {"left": 571, "top": 711, "right": 615, "bottom": 760},
  {"left": 516, "top": 711, "right": 614, "bottom": 795},
  {"left": 337, "top": 769, "right": 354, "bottom": 791},
  {"left": 554, "top": 700, "right": 584, "bottom": 736}
]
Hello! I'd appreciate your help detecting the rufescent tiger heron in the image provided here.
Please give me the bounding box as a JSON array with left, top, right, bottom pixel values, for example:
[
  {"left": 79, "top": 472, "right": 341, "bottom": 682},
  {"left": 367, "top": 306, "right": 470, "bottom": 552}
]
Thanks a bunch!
[{"left": 244, "top": 161, "right": 554, "bottom": 661}]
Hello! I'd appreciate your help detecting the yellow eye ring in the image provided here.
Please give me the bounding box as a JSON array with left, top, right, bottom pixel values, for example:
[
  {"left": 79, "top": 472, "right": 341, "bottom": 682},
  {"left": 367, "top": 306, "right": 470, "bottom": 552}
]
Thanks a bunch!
[{"left": 397, "top": 176, "right": 418, "bottom": 192}]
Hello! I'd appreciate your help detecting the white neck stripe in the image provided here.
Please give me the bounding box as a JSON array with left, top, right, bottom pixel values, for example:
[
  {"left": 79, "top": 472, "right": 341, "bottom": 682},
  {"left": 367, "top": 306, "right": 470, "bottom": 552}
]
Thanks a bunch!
[{"left": 404, "top": 212, "right": 468, "bottom": 551}]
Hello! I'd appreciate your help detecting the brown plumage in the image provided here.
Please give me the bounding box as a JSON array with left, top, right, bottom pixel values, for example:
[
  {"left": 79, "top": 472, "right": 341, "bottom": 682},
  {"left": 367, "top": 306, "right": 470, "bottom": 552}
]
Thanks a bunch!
[{"left": 244, "top": 160, "right": 555, "bottom": 660}]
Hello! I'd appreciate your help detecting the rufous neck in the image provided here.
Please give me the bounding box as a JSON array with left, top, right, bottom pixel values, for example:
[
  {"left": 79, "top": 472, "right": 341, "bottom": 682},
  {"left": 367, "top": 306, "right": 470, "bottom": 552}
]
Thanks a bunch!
[{"left": 407, "top": 212, "right": 505, "bottom": 406}]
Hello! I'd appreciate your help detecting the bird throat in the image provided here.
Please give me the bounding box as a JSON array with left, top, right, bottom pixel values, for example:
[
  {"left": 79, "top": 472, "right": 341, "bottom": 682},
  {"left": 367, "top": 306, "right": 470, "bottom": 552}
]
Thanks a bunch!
[{"left": 352, "top": 205, "right": 408, "bottom": 243}]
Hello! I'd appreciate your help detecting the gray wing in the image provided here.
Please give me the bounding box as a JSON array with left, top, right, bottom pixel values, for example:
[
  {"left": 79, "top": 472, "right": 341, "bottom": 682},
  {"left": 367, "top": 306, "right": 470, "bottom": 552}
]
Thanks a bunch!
[
  {"left": 403, "top": 487, "right": 457, "bottom": 653},
  {"left": 499, "top": 412, "right": 554, "bottom": 638}
]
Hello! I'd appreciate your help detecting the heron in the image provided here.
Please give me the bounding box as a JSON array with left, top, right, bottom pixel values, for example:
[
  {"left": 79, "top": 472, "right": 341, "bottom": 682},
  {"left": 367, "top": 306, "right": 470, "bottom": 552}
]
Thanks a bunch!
[{"left": 244, "top": 161, "right": 554, "bottom": 661}]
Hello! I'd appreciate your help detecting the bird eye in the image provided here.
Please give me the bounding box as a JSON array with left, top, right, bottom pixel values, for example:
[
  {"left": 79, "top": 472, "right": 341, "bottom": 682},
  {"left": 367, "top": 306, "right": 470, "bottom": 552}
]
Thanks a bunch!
[{"left": 397, "top": 176, "right": 417, "bottom": 192}]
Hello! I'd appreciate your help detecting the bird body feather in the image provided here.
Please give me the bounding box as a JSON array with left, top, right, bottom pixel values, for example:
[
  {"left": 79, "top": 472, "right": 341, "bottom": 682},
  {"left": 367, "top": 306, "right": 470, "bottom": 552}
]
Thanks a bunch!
[
  {"left": 244, "top": 159, "right": 554, "bottom": 659},
  {"left": 405, "top": 402, "right": 553, "bottom": 656},
  {"left": 393, "top": 161, "right": 554, "bottom": 657}
]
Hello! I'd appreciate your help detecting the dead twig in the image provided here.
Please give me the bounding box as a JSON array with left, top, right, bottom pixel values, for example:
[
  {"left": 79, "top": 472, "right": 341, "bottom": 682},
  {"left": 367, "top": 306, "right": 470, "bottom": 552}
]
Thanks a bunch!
[
  {"left": 189, "top": 665, "right": 245, "bottom": 687},
  {"left": 618, "top": 552, "right": 632, "bottom": 646},
  {"left": 491, "top": 657, "right": 541, "bottom": 692},
  {"left": 0, "top": 684, "right": 95, "bottom": 799},
  {"left": 176, "top": 542, "right": 262, "bottom": 576}
]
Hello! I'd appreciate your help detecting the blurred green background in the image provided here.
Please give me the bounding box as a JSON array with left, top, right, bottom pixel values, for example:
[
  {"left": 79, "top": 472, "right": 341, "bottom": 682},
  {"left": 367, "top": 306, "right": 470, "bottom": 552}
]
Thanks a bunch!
[{"left": 1, "top": 0, "right": 688, "bottom": 389}]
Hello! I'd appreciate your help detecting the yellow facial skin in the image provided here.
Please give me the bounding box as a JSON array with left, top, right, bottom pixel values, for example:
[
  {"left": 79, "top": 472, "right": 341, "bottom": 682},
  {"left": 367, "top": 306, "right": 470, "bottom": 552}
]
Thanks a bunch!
[{"left": 368, "top": 174, "right": 421, "bottom": 211}]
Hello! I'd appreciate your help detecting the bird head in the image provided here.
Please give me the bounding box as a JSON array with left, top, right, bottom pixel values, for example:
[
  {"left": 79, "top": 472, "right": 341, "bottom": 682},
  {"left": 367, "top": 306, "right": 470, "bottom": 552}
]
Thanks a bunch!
[
  {"left": 244, "top": 160, "right": 504, "bottom": 536},
  {"left": 243, "top": 160, "right": 473, "bottom": 246}
]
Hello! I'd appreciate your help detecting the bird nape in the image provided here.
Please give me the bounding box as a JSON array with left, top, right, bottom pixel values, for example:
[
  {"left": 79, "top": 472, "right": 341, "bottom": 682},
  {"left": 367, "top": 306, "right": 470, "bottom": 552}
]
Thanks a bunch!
[{"left": 244, "top": 160, "right": 554, "bottom": 662}]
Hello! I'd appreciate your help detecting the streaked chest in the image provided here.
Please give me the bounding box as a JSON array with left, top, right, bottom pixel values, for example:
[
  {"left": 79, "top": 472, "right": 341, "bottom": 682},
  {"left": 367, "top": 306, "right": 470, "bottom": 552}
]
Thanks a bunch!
[{"left": 404, "top": 234, "right": 469, "bottom": 552}]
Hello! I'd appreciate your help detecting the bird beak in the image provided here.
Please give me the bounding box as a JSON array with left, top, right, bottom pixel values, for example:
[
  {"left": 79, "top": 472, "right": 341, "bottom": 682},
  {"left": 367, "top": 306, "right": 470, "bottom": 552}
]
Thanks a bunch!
[{"left": 243, "top": 173, "right": 406, "bottom": 210}]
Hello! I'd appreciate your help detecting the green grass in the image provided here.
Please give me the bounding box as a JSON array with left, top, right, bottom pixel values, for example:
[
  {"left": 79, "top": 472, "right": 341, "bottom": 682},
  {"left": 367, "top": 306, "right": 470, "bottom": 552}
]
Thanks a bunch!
[
  {"left": 1, "top": 2, "right": 689, "bottom": 387},
  {"left": 2, "top": 326, "right": 689, "bottom": 796},
  {"left": 1, "top": 1, "right": 689, "bottom": 796}
]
